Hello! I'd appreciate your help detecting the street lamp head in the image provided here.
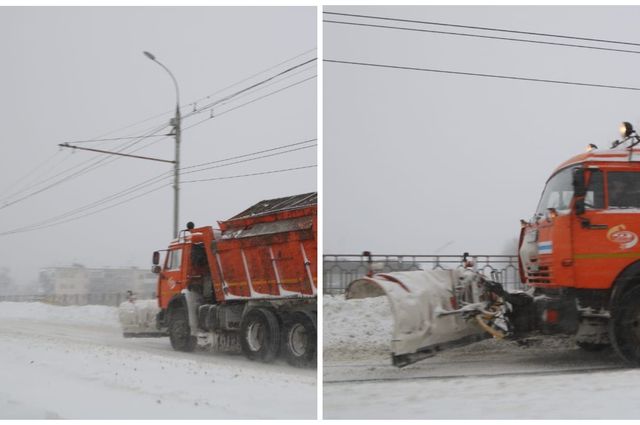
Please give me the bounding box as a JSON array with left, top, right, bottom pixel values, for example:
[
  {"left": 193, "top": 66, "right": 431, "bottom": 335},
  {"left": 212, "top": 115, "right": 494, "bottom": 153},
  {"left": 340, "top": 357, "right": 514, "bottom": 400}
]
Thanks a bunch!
[{"left": 143, "top": 51, "right": 156, "bottom": 61}]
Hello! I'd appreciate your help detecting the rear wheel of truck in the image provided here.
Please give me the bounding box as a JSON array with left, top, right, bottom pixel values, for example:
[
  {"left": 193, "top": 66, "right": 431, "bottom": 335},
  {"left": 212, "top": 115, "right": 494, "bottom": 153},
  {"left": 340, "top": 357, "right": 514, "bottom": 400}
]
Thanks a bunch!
[
  {"left": 282, "top": 312, "right": 316, "bottom": 367},
  {"left": 240, "top": 308, "right": 280, "bottom": 362},
  {"left": 610, "top": 285, "right": 640, "bottom": 366},
  {"left": 169, "top": 307, "right": 196, "bottom": 352}
]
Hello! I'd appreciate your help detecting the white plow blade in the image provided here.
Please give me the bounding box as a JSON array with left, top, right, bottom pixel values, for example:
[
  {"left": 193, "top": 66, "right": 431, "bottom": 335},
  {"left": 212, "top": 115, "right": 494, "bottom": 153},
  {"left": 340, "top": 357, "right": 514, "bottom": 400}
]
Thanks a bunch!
[
  {"left": 346, "top": 269, "right": 487, "bottom": 367},
  {"left": 118, "top": 299, "right": 165, "bottom": 338}
]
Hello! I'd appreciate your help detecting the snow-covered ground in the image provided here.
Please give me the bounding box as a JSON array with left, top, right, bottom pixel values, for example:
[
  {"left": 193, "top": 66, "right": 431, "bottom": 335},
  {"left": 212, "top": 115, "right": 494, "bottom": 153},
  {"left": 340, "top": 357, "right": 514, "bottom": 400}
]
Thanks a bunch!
[
  {"left": 0, "top": 302, "right": 316, "bottom": 419},
  {"left": 323, "top": 294, "right": 640, "bottom": 419}
]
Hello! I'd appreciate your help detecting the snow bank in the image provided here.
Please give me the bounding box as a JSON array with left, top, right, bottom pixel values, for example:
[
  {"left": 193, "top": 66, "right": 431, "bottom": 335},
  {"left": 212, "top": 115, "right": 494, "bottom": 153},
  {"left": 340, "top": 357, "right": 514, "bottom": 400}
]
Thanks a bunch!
[
  {"left": 0, "top": 302, "right": 119, "bottom": 328},
  {"left": 323, "top": 294, "right": 392, "bottom": 362}
]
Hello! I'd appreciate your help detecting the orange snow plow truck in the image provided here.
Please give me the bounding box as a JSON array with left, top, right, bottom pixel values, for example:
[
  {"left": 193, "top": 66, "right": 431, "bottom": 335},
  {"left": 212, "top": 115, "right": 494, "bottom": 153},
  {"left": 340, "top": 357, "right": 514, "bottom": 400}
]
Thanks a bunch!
[
  {"left": 120, "top": 192, "right": 317, "bottom": 367},
  {"left": 347, "top": 122, "right": 640, "bottom": 367}
]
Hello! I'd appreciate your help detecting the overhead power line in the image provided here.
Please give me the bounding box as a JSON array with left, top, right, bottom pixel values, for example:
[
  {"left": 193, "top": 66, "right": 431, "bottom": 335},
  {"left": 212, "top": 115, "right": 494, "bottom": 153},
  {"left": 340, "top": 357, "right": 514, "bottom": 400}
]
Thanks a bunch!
[
  {"left": 122, "top": 74, "right": 317, "bottom": 159},
  {"left": 181, "top": 138, "right": 317, "bottom": 171},
  {"left": 0, "top": 184, "right": 171, "bottom": 236},
  {"left": 182, "top": 164, "right": 317, "bottom": 184},
  {"left": 183, "top": 75, "right": 317, "bottom": 132},
  {"left": 323, "top": 11, "right": 640, "bottom": 47},
  {"left": 324, "top": 58, "right": 640, "bottom": 91},
  {"left": 66, "top": 134, "right": 169, "bottom": 144},
  {"left": 71, "top": 47, "right": 317, "bottom": 146},
  {"left": 0, "top": 123, "right": 171, "bottom": 210},
  {"left": 180, "top": 144, "right": 317, "bottom": 177},
  {"left": 324, "top": 19, "right": 640, "bottom": 55},
  {"left": 0, "top": 138, "right": 317, "bottom": 236},
  {"left": 183, "top": 58, "right": 317, "bottom": 120},
  {"left": 189, "top": 47, "right": 317, "bottom": 108},
  {"left": 1, "top": 57, "right": 316, "bottom": 211}
]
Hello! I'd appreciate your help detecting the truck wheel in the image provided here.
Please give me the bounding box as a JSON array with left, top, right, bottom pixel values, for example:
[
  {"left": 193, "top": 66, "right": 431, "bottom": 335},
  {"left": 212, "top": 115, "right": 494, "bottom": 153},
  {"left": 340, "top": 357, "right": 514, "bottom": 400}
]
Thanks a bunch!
[
  {"left": 169, "top": 308, "right": 196, "bottom": 352},
  {"left": 282, "top": 312, "right": 316, "bottom": 367},
  {"left": 609, "top": 285, "right": 640, "bottom": 366},
  {"left": 240, "top": 308, "right": 280, "bottom": 362}
]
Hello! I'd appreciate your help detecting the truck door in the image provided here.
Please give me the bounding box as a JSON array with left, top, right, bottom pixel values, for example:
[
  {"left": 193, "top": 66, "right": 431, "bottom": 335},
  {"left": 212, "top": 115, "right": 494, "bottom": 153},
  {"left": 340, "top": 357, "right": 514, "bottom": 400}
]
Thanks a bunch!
[
  {"left": 572, "top": 169, "right": 640, "bottom": 290},
  {"left": 158, "top": 246, "right": 186, "bottom": 309}
]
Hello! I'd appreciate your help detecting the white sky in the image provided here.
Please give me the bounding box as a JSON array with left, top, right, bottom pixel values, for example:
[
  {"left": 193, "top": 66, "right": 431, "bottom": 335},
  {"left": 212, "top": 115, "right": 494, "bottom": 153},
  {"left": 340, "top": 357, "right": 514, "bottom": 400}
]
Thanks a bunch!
[
  {"left": 0, "top": 7, "right": 317, "bottom": 286},
  {"left": 323, "top": 5, "right": 640, "bottom": 256}
]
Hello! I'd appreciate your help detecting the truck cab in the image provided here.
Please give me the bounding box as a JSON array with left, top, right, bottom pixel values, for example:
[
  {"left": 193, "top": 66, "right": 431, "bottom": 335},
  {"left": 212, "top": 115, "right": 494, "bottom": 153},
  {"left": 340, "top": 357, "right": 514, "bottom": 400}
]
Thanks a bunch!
[{"left": 519, "top": 123, "right": 640, "bottom": 363}]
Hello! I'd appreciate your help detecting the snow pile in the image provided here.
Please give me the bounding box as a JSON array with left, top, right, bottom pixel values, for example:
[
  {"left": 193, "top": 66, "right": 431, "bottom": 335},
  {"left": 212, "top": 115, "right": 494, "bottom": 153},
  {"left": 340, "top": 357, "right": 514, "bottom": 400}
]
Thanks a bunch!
[
  {"left": 323, "top": 294, "right": 392, "bottom": 362},
  {"left": 0, "top": 302, "right": 119, "bottom": 328}
]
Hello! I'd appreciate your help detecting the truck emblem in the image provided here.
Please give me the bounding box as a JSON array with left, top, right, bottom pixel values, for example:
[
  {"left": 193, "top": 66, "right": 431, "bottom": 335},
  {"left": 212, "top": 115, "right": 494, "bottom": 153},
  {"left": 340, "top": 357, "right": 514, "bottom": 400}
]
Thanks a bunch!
[{"left": 607, "top": 224, "right": 638, "bottom": 250}]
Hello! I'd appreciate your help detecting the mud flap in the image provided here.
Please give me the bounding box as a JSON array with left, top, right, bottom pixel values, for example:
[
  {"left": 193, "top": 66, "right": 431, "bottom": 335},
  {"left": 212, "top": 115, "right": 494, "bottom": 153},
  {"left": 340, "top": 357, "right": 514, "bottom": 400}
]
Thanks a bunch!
[{"left": 346, "top": 270, "right": 488, "bottom": 367}]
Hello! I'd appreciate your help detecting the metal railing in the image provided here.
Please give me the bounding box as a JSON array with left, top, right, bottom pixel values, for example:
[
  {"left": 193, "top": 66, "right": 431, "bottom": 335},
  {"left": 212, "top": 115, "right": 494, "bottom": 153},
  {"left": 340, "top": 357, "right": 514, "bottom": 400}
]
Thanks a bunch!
[
  {"left": 0, "top": 292, "right": 156, "bottom": 307},
  {"left": 323, "top": 253, "right": 521, "bottom": 294}
]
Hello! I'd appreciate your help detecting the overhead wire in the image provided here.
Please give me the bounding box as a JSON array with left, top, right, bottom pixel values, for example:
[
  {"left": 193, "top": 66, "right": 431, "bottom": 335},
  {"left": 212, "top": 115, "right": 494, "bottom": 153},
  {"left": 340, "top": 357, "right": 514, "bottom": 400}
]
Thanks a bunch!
[
  {"left": 182, "top": 58, "right": 317, "bottom": 120},
  {"left": 3, "top": 49, "right": 317, "bottom": 206},
  {"left": 0, "top": 138, "right": 317, "bottom": 236},
  {"left": 188, "top": 47, "right": 317, "bottom": 108},
  {"left": 182, "top": 164, "right": 317, "bottom": 184},
  {"left": 0, "top": 123, "right": 172, "bottom": 210},
  {"left": 324, "top": 59, "right": 640, "bottom": 91},
  {"left": 185, "top": 63, "right": 316, "bottom": 118},
  {"left": 1, "top": 52, "right": 316, "bottom": 218},
  {"left": 31, "top": 57, "right": 316, "bottom": 196},
  {"left": 0, "top": 184, "right": 172, "bottom": 236},
  {"left": 324, "top": 19, "right": 640, "bottom": 55},
  {"left": 183, "top": 75, "right": 317, "bottom": 132},
  {"left": 323, "top": 11, "right": 640, "bottom": 47},
  {"left": 68, "top": 47, "right": 317, "bottom": 145}
]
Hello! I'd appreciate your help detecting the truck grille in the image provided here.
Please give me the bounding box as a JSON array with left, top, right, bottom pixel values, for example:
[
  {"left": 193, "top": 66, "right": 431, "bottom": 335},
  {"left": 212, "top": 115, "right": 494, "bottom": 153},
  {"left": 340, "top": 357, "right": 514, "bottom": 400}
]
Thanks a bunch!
[{"left": 527, "top": 265, "right": 551, "bottom": 284}]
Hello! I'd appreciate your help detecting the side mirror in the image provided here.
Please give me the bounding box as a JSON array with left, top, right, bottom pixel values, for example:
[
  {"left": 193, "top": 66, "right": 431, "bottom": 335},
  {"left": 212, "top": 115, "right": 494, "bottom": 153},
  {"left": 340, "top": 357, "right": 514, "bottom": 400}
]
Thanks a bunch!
[
  {"left": 573, "top": 168, "right": 586, "bottom": 197},
  {"left": 151, "top": 265, "right": 161, "bottom": 274},
  {"left": 152, "top": 251, "right": 160, "bottom": 265}
]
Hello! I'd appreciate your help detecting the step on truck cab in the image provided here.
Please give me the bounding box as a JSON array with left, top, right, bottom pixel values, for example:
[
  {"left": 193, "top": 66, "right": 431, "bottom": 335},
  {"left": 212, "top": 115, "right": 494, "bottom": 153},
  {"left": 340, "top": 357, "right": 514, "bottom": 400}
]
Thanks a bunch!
[
  {"left": 153, "top": 192, "right": 317, "bottom": 366},
  {"left": 520, "top": 122, "right": 640, "bottom": 364}
]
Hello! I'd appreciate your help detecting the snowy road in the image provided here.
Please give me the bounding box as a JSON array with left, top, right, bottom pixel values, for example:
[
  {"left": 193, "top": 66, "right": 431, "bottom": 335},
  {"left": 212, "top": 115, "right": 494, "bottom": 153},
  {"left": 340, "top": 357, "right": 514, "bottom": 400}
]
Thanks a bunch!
[
  {"left": 323, "top": 295, "right": 640, "bottom": 419},
  {"left": 0, "top": 302, "right": 316, "bottom": 419}
]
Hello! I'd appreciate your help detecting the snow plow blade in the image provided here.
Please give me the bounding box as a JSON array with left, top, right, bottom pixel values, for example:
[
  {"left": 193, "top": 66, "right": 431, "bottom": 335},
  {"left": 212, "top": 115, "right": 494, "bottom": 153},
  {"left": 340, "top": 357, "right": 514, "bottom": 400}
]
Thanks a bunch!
[
  {"left": 118, "top": 299, "right": 167, "bottom": 338},
  {"left": 346, "top": 270, "right": 490, "bottom": 367}
]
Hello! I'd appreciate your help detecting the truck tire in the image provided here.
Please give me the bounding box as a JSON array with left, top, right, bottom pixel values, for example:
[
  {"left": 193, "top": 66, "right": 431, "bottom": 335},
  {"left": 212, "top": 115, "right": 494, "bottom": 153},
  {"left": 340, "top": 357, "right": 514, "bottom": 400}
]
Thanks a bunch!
[
  {"left": 282, "top": 311, "right": 316, "bottom": 367},
  {"left": 609, "top": 285, "right": 640, "bottom": 366},
  {"left": 169, "top": 308, "right": 196, "bottom": 352},
  {"left": 240, "top": 308, "right": 281, "bottom": 362}
]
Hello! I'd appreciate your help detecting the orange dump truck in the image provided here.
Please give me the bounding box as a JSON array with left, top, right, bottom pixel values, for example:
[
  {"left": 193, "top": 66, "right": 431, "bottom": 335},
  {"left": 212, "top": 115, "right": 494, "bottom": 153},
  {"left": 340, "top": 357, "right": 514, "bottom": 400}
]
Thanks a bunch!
[
  {"left": 142, "top": 192, "right": 317, "bottom": 366},
  {"left": 347, "top": 122, "right": 640, "bottom": 367},
  {"left": 518, "top": 122, "right": 640, "bottom": 365}
]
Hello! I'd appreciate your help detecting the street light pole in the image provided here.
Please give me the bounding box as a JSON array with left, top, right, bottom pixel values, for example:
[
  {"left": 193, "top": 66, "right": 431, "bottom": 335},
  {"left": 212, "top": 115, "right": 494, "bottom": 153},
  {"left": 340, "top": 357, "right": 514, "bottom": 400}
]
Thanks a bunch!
[{"left": 143, "top": 51, "right": 181, "bottom": 239}]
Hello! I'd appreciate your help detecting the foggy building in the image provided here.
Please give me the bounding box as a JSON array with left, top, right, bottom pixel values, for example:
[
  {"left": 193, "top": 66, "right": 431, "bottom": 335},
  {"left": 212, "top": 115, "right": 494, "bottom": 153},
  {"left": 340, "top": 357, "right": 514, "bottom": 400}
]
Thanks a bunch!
[{"left": 39, "top": 265, "right": 156, "bottom": 297}]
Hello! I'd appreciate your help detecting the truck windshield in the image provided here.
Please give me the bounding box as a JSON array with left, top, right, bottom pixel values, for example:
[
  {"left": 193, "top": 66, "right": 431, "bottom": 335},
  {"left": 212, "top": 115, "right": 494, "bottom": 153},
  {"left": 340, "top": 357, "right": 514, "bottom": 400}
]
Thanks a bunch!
[{"left": 536, "top": 167, "right": 575, "bottom": 216}]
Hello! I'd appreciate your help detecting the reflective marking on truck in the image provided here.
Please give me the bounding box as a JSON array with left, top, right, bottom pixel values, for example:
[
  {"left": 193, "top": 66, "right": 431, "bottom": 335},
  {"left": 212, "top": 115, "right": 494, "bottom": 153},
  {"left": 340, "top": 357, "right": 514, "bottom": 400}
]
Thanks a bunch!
[{"left": 538, "top": 241, "right": 553, "bottom": 254}]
